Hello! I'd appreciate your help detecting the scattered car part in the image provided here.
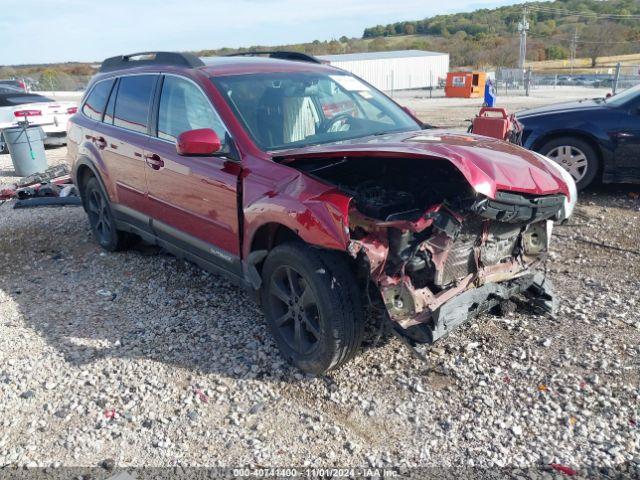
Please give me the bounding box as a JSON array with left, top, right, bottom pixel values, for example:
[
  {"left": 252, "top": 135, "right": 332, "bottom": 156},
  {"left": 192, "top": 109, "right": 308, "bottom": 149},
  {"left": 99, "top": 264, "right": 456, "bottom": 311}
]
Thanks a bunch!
[{"left": 13, "top": 196, "right": 82, "bottom": 208}]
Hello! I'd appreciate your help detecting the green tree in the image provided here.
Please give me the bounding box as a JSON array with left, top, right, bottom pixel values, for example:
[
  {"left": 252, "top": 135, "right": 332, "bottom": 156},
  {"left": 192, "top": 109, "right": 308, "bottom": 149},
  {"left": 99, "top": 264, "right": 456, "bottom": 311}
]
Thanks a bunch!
[
  {"left": 581, "top": 21, "right": 630, "bottom": 67},
  {"left": 545, "top": 45, "right": 568, "bottom": 60}
]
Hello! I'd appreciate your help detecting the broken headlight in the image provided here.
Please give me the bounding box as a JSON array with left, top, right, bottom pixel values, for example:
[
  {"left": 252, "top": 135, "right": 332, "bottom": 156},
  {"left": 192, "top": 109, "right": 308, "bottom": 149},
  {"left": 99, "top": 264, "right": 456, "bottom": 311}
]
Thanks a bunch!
[{"left": 534, "top": 152, "right": 577, "bottom": 221}]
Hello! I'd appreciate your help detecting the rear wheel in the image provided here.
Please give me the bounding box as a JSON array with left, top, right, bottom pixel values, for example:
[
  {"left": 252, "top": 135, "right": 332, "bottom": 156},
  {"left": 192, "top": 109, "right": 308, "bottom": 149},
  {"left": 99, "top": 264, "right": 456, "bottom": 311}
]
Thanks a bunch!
[
  {"left": 83, "top": 177, "right": 135, "bottom": 251},
  {"left": 260, "top": 243, "right": 364, "bottom": 375},
  {"left": 539, "top": 137, "right": 599, "bottom": 190}
]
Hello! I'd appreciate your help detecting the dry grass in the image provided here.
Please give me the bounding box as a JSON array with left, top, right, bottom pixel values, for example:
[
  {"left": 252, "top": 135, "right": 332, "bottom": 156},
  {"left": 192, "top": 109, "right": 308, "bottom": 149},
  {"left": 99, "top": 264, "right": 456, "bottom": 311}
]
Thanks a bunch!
[{"left": 529, "top": 53, "right": 640, "bottom": 73}]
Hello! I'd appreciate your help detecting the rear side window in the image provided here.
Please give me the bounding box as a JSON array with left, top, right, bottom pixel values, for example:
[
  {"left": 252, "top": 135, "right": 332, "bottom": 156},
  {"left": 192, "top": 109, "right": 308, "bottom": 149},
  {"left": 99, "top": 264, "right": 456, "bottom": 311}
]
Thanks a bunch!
[
  {"left": 82, "top": 80, "right": 114, "bottom": 121},
  {"left": 113, "top": 75, "right": 156, "bottom": 133},
  {"left": 157, "top": 76, "right": 226, "bottom": 143}
]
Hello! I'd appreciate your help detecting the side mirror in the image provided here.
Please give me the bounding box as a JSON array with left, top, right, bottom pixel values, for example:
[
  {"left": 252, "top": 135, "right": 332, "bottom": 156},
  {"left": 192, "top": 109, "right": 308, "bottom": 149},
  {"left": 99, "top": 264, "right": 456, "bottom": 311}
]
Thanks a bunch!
[{"left": 176, "top": 128, "right": 222, "bottom": 156}]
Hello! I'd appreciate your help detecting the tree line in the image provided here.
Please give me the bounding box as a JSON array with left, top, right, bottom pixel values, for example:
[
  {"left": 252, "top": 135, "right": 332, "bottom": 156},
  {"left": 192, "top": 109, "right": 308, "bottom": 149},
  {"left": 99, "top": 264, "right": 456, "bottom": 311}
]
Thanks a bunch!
[{"left": 362, "top": 0, "right": 640, "bottom": 67}]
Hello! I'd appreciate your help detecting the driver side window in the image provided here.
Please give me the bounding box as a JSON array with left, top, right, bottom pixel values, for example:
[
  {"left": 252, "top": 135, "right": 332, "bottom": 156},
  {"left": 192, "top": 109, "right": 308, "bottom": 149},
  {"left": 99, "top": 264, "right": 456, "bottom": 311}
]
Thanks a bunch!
[{"left": 157, "top": 76, "right": 227, "bottom": 145}]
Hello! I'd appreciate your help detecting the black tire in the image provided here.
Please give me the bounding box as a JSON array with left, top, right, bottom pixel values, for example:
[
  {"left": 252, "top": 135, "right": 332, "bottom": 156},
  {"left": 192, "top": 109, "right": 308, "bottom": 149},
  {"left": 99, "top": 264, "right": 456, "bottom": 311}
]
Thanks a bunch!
[
  {"left": 83, "top": 177, "right": 135, "bottom": 251},
  {"left": 538, "top": 136, "right": 599, "bottom": 190},
  {"left": 260, "top": 242, "right": 365, "bottom": 375}
]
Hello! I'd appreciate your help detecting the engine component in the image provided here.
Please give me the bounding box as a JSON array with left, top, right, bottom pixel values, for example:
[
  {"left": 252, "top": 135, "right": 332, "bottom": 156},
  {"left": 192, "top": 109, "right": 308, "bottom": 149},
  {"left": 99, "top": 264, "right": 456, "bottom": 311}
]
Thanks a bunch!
[
  {"left": 522, "top": 222, "right": 549, "bottom": 255},
  {"left": 354, "top": 182, "right": 414, "bottom": 219},
  {"left": 481, "top": 222, "right": 521, "bottom": 265},
  {"left": 381, "top": 283, "right": 417, "bottom": 322},
  {"left": 434, "top": 217, "right": 482, "bottom": 287}
]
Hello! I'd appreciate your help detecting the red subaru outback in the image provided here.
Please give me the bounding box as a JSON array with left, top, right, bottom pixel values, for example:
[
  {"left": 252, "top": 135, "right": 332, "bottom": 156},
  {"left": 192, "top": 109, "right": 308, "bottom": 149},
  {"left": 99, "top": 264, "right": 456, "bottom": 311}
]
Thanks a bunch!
[{"left": 67, "top": 51, "right": 576, "bottom": 374}]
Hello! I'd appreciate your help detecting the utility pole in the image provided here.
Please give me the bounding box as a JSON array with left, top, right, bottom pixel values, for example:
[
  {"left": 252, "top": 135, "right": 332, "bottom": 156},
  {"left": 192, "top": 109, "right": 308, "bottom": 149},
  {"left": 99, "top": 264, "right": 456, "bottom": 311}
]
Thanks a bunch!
[
  {"left": 518, "top": 7, "right": 529, "bottom": 70},
  {"left": 570, "top": 27, "right": 579, "bottom": 74}
]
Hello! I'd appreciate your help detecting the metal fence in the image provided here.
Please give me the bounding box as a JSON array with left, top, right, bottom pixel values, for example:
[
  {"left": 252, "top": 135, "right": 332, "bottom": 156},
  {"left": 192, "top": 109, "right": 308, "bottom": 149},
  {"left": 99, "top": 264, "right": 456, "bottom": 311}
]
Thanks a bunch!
[
  {"left": 492, "top": 64, "right": 640, "bottom": 97},
  {"left": 23, "top": 64, "right": 640, "bottom": 98},
  {"left": 613, "top": 65, "right": 640, "bottom": 92}
]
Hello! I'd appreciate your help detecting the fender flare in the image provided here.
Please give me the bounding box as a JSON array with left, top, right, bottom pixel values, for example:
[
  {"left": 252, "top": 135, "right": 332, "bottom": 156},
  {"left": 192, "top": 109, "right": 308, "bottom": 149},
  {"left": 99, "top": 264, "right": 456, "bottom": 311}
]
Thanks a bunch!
[{"left": 73, "top": 155, "right": 112, "bottom": 200}]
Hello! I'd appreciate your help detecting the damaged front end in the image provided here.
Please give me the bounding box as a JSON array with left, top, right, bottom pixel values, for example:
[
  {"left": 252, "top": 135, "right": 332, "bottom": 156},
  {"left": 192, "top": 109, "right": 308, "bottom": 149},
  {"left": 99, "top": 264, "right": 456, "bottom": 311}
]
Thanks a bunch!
[{"left": 289, "top": 155, "right": 565, "bottom": 344}]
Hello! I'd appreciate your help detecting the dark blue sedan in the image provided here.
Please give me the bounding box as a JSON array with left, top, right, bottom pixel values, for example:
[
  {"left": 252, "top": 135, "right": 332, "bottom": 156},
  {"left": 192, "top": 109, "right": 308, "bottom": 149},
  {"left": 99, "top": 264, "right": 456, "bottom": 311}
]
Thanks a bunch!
[{"left": 517, "top": 85, "right": 640, "bottom": 189}]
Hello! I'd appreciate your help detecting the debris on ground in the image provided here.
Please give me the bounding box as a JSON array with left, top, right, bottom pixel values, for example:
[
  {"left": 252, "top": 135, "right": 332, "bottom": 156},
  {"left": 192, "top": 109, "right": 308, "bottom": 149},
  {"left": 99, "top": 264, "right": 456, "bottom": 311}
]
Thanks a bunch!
[{"left": 0, "top": 164, "right": 81, "bottom": 208}]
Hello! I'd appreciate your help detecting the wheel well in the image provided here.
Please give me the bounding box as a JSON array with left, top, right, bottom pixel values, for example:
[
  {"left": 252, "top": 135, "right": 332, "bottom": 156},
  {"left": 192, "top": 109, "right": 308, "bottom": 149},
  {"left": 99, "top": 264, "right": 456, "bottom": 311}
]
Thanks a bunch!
[
  {"left": 248, "top": 222, "right": 366, "bottom": 289},
  {"left": 250, "top": 223, "right": 300, "bottom": 256},
  {"left": 75, "top": 164, "right": 95, "bottom": 194}
]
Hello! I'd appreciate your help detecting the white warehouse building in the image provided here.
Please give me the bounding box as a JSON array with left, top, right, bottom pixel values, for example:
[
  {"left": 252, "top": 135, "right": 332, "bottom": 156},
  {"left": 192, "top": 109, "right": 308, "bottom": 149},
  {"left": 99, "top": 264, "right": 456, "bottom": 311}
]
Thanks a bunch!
[{"left": 316, "top": 50, "right": 450, "bottom": 92}]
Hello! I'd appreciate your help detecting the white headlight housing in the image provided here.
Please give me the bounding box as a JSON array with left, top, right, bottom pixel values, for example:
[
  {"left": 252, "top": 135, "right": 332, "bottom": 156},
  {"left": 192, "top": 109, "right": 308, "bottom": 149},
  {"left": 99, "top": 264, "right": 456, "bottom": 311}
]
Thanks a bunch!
[{"left": 534, "top": 152, "right": 577, "bottom": 221}]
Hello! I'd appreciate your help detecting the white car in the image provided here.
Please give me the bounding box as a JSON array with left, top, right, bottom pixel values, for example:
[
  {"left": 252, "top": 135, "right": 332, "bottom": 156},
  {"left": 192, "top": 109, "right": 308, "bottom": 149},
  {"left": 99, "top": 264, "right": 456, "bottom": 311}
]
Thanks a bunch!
[{"left": 0, "top": 92, "right": 77, "bottom": 152}]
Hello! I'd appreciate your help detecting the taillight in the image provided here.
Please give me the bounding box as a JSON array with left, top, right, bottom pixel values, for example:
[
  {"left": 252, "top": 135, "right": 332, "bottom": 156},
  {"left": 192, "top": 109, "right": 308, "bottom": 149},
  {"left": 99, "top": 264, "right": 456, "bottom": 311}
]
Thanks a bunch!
[
  {"left": 14, "top": 110, "right": 42, "bottom": 117},
  {"left": 66, "top": 106, "right": 78, "bottom": 114}
]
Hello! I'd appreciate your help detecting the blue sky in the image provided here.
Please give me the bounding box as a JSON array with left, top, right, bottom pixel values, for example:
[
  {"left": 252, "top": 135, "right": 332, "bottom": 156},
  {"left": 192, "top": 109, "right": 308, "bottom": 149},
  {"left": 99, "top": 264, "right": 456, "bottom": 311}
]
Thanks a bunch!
[{"left": 1, "top": 0, "right": 532, "bottom": 65}]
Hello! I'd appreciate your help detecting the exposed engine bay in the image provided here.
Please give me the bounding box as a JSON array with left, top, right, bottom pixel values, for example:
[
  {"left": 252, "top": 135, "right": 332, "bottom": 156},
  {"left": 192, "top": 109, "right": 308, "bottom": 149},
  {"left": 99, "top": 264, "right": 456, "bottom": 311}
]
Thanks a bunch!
[
  {"left": 289, "top": 156, "right": 564, "bottom": 343},
  {"left": 296, "top": 156, "right": 476, "bottom": 221}
]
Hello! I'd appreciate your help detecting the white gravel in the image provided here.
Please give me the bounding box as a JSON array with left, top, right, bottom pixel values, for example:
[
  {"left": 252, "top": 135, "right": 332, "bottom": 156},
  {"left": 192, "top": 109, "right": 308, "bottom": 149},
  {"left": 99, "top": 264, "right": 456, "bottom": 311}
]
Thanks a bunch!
[{"left": 0, "top": 136, "right": 639, "bottom": 476}]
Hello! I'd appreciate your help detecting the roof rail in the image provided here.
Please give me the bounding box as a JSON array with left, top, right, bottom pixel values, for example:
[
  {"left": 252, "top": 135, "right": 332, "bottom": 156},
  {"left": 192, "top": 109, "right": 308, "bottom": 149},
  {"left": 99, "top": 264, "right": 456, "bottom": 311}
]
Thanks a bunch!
[
  {"left": 99, "top": 51, "right": 205, "bottom": 72},
  {"left": 226, "top": 51, "right": 323, "bottom": 64}
]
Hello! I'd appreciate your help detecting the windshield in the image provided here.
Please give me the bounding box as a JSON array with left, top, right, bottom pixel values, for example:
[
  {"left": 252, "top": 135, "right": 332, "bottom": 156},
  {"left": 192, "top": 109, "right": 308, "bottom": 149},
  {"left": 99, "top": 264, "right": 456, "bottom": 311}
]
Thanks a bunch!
[
  {"left": 211, "top": 72, "right": 420, "bottom": 151},
  {"left": 605, "top": 84, "right": 640, "bottom": 107}
]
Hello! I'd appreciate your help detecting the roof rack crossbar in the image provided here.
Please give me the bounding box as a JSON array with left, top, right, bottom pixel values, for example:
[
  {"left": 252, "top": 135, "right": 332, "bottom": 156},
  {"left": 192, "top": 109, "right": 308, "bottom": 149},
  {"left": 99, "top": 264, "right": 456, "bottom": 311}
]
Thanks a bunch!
[
  {"left": 226, "top": 51, "right": 322, "bottom": 64},
  {"left": 99, "top": 52, "right": 205, "bottom": 72}
]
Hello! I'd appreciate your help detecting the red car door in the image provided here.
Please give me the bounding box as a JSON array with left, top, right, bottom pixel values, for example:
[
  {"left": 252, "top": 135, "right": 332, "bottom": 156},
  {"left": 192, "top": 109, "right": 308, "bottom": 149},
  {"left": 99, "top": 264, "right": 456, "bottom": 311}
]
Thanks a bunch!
[
  {"left": 144, "top": 74, "right": 242, "bottom": 272},
  {"left": 99, "top": 74, "right": 158, "bottom": 219}
]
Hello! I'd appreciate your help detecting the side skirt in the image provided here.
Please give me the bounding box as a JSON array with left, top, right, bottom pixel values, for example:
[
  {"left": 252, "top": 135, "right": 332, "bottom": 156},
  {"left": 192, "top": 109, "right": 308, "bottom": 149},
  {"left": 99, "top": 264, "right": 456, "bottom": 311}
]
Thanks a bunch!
[{"left": 112, "top": 204, "right": 251, "bottom": 290}]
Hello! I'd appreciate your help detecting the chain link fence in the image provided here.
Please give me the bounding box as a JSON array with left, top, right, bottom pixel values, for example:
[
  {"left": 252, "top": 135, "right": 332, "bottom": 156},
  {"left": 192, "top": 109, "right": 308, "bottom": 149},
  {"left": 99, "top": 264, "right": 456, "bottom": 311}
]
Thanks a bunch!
[
  {"left": 12, "top": 64, "right": 640, "bottom": 97},
  {"left": 492, "top": 64, "right": 640, "bottom": 97},
  {"left": 387, "top": 64, "right": 640, "bottom": 100}
]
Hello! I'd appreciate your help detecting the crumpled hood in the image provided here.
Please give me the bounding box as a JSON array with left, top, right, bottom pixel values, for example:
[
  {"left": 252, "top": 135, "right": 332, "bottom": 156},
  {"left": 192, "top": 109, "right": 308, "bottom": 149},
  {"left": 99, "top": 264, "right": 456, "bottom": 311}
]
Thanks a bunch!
[
  {"left": 273, "top": 130, "right": 570, "bottom": 199},
  {"left": 516, "top": 98, "right": 605, "bottom": 118}
]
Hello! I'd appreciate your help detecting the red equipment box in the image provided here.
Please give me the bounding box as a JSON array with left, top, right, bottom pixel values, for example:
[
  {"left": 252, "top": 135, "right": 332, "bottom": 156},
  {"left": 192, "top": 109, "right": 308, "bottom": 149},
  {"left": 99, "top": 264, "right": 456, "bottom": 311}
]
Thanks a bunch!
[{"left": 471, "top": 107, "right": 511, "bottom": 141}]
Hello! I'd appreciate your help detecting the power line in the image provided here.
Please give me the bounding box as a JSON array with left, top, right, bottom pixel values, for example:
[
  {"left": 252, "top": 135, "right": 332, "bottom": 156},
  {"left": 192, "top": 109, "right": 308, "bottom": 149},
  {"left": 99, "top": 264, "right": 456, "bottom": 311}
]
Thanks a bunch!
[
  {"left": 526, "top": 5, "right": 640, "bottom": 20},
  {"left": 514, "top": 32, "right": 640, "bottom": 44}
]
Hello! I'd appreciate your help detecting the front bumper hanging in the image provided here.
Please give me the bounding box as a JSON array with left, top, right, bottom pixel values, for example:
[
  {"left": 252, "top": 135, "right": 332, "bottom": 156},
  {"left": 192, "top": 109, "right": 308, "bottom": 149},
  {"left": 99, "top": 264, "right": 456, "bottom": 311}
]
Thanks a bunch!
[{"left": 427, "top": 271, "right": 556, "bottom": 343}]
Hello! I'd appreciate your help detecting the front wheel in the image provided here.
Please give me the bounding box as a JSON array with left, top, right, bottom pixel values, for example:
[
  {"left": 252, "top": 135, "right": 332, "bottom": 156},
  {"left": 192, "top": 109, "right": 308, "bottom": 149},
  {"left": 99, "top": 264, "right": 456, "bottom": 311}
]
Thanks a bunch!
[
  {"left": 539, "top": 137, "right": 599, "bottom": 190},
  {"left": 260, "top": 243, "right": 364, "bottom": 375}
]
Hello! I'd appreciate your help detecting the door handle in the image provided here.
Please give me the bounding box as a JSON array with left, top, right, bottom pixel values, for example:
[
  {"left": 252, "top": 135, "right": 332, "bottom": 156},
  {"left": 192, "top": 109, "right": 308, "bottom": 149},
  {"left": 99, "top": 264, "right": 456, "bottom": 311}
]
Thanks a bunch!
[
  {"left": 144, "top": 153, "right": 164, "bottom": 170},
  {"left": 94, "top": 136, "right": 107, "bottom": 149}
]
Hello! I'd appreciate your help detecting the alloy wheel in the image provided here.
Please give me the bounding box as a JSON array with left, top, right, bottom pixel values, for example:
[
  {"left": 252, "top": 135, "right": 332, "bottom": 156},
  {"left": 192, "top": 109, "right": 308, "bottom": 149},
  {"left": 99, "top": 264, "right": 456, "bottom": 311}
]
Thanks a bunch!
[
  {"left": 546, "top": 145, "right": 589, "bottom": 183},
  {"left": 267, "top": 265, "right": 322, "bottom": 355},
  {"left": 87, "top": 189, "right": 112, "bottom": 244}
]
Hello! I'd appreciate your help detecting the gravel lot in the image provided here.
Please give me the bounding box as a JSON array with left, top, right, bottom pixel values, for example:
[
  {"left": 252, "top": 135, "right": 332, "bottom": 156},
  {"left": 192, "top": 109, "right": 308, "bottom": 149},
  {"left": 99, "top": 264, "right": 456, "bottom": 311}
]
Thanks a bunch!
[{"left": 0, "top": 90, "right": 639, "bottom": 477}]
